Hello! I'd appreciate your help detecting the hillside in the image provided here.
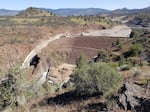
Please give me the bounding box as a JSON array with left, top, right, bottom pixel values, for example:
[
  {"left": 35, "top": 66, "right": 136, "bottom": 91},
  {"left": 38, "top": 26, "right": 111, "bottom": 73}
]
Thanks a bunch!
[
  {"left": 127, "top": 13, "right": 150, "bottom": 27},
  {"left": 17, "top": 7, "right": 54, "bottom": 17},
  {"left": 0, "top": 6, "right": 150, "bottom": 112},
  {"left": 6, "top": 28, "right": 149, "bottom": 112}
]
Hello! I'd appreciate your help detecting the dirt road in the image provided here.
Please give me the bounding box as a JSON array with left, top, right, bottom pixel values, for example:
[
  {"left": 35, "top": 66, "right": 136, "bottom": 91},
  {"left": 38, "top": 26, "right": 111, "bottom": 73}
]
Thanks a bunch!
[
  {"left": 21, "top": 25, "right": 132, "bottom": 85},
  {"left": 21, "top": 25, "right": 131, "bottom": 69},
  {"left": 21, "top": 34, "right": 64, "bottom": 69}
]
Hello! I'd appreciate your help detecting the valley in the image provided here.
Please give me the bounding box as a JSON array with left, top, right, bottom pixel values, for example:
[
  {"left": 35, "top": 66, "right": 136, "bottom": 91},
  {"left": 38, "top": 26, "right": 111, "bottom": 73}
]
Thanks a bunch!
[{"left": 0, "top": 5, "right": 150, "bottom": 112}]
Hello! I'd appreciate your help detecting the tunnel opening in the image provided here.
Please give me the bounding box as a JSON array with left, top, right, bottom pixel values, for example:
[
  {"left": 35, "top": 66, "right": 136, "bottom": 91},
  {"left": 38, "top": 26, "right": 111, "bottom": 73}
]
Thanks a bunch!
[{"left": 30, "top": 54, "right": 40, "bottom": 68}]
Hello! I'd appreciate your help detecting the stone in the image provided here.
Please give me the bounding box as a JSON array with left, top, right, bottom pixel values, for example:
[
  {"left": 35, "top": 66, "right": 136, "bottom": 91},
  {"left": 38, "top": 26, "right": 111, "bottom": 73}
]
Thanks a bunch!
[
  {"left": 17, "top": 95, "right": 26, "bottom": 106},
  {"left": 117, "top": 82, "right": 147, "bottom": 111}
]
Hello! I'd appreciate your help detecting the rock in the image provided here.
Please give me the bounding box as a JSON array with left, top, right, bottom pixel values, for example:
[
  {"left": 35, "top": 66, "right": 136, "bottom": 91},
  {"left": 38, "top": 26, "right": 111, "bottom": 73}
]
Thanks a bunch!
[
  {"left": 117, "top": 82, "right": 148, "bottom": 111},
  {"left": 146, "top": 81, "right": 150, "bottom": 97},
  {"left": 147, "top": 81, "right": 150, "bottom": 89},
  {"left": 17, "top": 95, "right": 26, "bottom": 106},
  {"left": 1, "top": 108, "right": 12, "bottom": 112},
  {"left": 125, "top": 82, "right": 145, "bottom": 97},
  {"left": 118, "top": 94, "right": 127, "bottom": 110},
  {"left": 118, "top": 64, "right": 130, "bottom": 71}
]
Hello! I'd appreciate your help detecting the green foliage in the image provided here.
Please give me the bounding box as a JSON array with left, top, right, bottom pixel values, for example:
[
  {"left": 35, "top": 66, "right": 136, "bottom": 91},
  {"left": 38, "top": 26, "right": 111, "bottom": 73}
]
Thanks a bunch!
[
  {"left": 119, "top": 56, "right": 127, "bottom": 66},
  {"left": 0, "top": 66, "right": 25, "bottom": 110},
  {"left": 130, "top": 29, "right": 147, "bottom": 39},
  {"left": 110, "top": 63, "right": 119, "bottom": 69},
  {"left": 70, "top": 15, "right": 116, "bottom": 27},
  {"left": 115, "top": 38, "right": 123, "bottom": 49},
  {"left": 97, "top": 50, "right": 107, "bottom": 62},
  {"left": 76, "top": 54, "right": 88, "bottom": 68},
  {"left": 70, "top": 62, "right": 123, "bottom": 98},
  {"left": 129, "top": 43, "right": 142, "bottom": 57},
  {"left": 130, "top": 30, "right": 136, "bottom": 38},
  {"left": 116, "top": 38, "right": 120, "bottom": 45},
  {"left": 91, "top": 49, "right": 109, "bottom": 63}
]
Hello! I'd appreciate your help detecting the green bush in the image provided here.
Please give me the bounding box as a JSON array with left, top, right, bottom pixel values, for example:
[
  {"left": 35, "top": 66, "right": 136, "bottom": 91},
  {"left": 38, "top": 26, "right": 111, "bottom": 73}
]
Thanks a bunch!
[
  {"left": 70, "top": 62, "right": 123, "bottom": 98},
  {"left": 76, "top": 54, "right": 88, "bottom": 68},
  {"left": 96, "top": 50, "right": 108, "bottom": 62},
  {"left": 129, "top": 43, "right": 142, "bottom": 57},
  {"left": 130, "top": 29, "right": 146, "bottom": 39},
  {"left": 130, "top": 30, "right": 137, "bottom": 38},
  {"left": 0, "top": 66, "right": 25, "bottom": 110}
]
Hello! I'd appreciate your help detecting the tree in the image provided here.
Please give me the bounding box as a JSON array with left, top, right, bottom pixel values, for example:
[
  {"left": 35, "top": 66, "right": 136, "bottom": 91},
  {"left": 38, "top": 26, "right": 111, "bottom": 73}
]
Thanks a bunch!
[
  {"left": 76, "top": 54, "right": 88, "bottom": 68},
  {"left": 0, "top": 66, "right": 25, "bottom": 110},
  {"left": 70, "top": 62, "right": 123, "bottom": 98}
]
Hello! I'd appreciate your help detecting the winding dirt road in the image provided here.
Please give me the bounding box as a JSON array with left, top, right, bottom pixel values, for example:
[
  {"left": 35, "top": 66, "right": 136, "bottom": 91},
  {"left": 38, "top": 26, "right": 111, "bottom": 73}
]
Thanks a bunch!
[
  {"left": 21, "top": 34, "right": 64, "bottom": 69},
  {"left": 22, "top": 25, "right": 131, "bottom": 69}
]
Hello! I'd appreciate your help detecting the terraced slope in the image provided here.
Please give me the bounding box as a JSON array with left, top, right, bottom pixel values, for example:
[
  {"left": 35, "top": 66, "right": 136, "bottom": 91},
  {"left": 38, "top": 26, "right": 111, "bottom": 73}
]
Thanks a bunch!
[{"left": 42, "top": 36, "right": 126, "bottom": 64}]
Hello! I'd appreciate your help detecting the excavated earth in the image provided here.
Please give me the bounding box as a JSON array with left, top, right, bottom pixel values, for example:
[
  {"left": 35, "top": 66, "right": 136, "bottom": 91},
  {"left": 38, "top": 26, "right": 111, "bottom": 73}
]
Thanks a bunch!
[
  {"left": 0, "top": 24, "right": 102, "bottom": 73},
  {"left": 42, "top": 36, "right": 126, "bottom": 64}
]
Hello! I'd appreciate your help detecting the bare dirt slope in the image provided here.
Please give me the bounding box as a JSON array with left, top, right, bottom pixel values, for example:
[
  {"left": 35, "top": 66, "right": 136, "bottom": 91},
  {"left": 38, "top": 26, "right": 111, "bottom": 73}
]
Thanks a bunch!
[
  {"left": 83, "top": 25, "right": 132, "bottom": 37},
  {"left": 43, "top": 36, "right": 126, "bottom": 64}
]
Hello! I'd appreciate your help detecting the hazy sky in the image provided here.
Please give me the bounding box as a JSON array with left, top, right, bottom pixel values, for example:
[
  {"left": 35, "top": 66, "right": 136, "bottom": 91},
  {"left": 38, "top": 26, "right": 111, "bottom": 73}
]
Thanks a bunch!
[{"left": 0, "top": 0, "right": 150, "bottom": 10}]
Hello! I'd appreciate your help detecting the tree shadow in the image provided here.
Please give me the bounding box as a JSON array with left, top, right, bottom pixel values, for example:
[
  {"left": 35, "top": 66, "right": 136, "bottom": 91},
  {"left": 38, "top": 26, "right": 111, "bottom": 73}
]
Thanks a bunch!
[
  {"left": 84, "top": 102, "right": 107, "bottom": 112},
  {"left": 134, "top": 97, "right": 150, "bottom": 112},
  {"left": 38, "top": 90, "right": 102, "bottom": 106}
]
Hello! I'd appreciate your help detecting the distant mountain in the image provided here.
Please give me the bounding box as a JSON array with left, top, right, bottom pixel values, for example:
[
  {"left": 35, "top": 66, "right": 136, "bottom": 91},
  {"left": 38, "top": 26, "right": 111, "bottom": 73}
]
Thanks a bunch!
[
  {"left": 0, "top": 9, "right": 19, "bottom": 16},
  {"left": 112, "top": 8, "right": 130, "bottom": 14},
  {"left": 111, "top": 6, "right": 150, "bottom": 15},
  {"left": 0, "top": 6, "right": 150, "bottom": 16},
  {"left": 42, "top": 8, "right": 110, "bottom": 16}
]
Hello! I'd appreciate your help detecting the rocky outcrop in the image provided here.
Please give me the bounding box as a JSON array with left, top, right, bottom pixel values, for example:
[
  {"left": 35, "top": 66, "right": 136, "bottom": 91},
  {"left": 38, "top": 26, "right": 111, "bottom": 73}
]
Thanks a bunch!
[{"left": 117, "top": 82, "right": 150, "bottom": 112}]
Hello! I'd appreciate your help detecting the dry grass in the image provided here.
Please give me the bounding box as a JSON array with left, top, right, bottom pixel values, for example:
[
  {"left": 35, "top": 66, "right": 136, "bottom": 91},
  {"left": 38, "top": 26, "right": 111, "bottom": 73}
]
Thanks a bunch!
[{"left": 10, "top": 18, "right": 40, "bottom": 24}]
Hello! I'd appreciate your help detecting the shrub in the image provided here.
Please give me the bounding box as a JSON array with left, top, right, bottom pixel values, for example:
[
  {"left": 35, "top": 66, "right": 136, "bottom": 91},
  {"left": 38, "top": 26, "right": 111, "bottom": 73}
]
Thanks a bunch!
[
  {"left": 116, "top": 38, "right": 120, "bottom": 45},
  {"left": 70, "top": 62, "right": 123, "bottom": 98},
  {"left": 97, "top": 50, "right": 107, "bottom": 62},
  {"left": 76, "top": 54, "right": 88, "bottom": 68},
  {"left": 130, "top": 30, "right": 137, "bottom": 38},
  {"left": 129, "top": 43, "right": 142, "bottom": 57},
  {"left": 130, "top": 29, "right": 146, "bottom": 39},
  {"left": 0, "top": 66, "right": 25, "bottom": 110}
]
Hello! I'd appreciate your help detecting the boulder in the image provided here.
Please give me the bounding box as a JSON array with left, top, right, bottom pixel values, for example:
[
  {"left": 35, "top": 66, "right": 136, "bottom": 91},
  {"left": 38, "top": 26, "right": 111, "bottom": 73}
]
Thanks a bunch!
[
  {"left": 17, "top": 95, "right": 26, "bottom": 106},
  {"left": 117, "top": 82, "right": 148, "bottom": 111}
]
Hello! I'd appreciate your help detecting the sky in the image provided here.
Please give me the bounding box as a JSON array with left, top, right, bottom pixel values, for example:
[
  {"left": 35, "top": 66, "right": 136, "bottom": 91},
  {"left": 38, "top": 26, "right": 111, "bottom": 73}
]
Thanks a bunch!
[{"left": 0, "top": 0, "right": 150, "bottom": 10}]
